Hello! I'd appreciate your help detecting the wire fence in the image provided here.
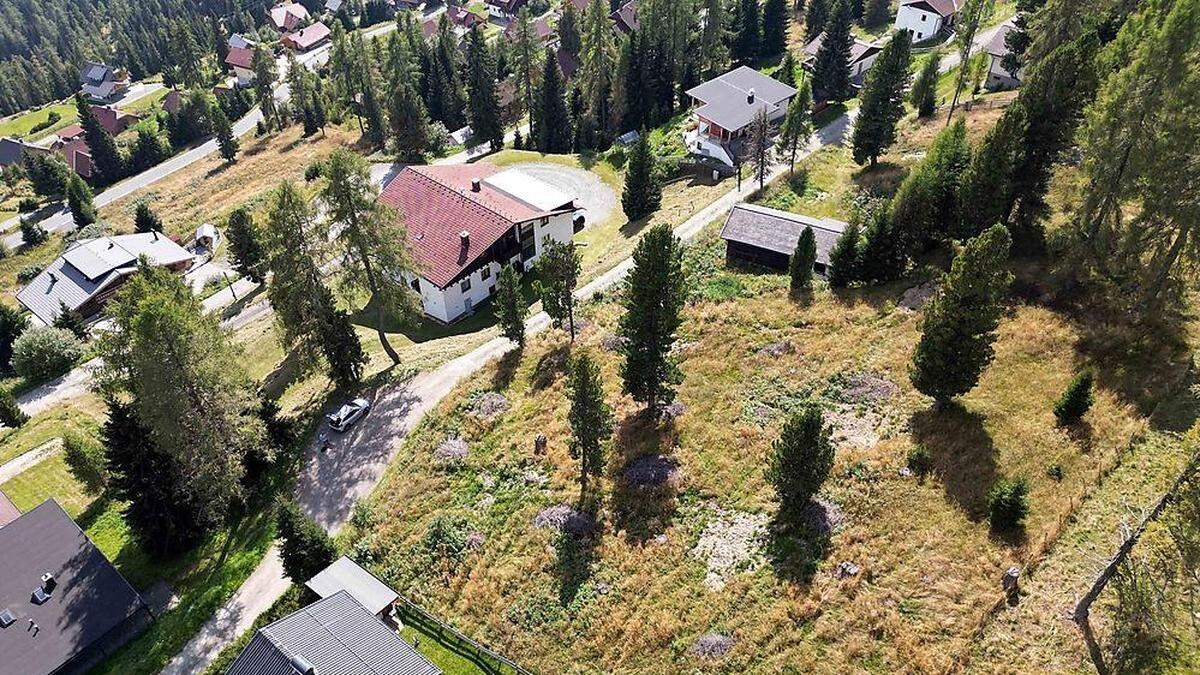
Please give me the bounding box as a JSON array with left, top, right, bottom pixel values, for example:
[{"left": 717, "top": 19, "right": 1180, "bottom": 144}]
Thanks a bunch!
[{"left": 397, "top": 596, "right": 534, "bottom": 675}]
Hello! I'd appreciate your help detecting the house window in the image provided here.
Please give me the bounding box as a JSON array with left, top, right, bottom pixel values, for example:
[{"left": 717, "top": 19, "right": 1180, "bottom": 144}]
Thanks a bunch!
[
  {"left": 460, "top": 277, "right": 472, "bottom": 293},
  {"left": 481, "top": 266, "right": 492, "bottom": 280},
  {"left": 921, "top": 14, "right": 926, "bottom": 21},
  {"left": 410, "top": 277, "right": 421, "bottom": 292}
]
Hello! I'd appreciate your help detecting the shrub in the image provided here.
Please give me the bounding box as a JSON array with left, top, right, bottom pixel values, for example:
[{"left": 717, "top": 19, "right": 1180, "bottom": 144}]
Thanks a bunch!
[
  {"left": 19, "top": 217, "right": 48, "bottom": 247},
  {"left": 1047, "top": 464, "right": 1064, "bottom": 481},
  {"left": 987, "top": 477, "right": 1030, "bottom": 531},
  {"left": 276, "top": 498, "right": 337, "bottom": 584},
  {"left": 427, "top": 121, "right": 451, "bottom": 155},
  {"left": 766, "top": 404, "right": 835, "bottom": 522},
  {"left": 16, "top": 265, "right": 41, "bottom": 283},
  {"left": 1054, "top": 370, "right": 1094, "bottom": 425},
  {"left": 907, "top": 445, "right": 933, "bottom": 476},
  {"left": 11, "top": 326, "right": 84, "bottom": 381},
  {"left": 17, "top": 197, "right": 39, "bottom": 213},
  {"left": 0, "top": 388, "right": 27, "bottom": 428},
  {"left": 29, "top": 110, "right": 61, "bottom": 135},
  {"left": 63, "top": 430, "right": 108, "bottom": 495},
  {"left": 423, "top": 512, "right": 472, "bottom": 577},
  {"left": 304, "top": 160, "right": 325, "bottom": 182}
]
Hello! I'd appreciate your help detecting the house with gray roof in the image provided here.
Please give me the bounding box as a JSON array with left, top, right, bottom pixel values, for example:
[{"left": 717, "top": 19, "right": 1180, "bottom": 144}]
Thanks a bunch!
[
  {"left": 0, "top": 499, "right": 152, "bottom": 675},
  {"left": 983, "top": 21, "right": 1023, "bottom": 90},
  {"left": 0, "top": 137, "right": 49, "bottom": 167},
  {"left": 80, "top": 61, "right": 130, "bottom": 102},
  {"left": 720, "top": 203, "right": 849, "bottom": 275},
  {"left": 226, "top": 591, "right": 441, "bottom": 675},
  {"left": 683, "top": 66, "right": 797, "bottom": 167},
  {"left": 305, "top": 556, "right": 399, "bottom": 617},
  {"left": 17, "top": 232, "right": 194, "bottom": 326}
]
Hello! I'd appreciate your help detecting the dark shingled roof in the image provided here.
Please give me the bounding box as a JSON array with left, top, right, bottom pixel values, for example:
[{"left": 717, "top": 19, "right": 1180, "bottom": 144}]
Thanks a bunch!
[
  {"left": 720, "top": 203, "right": 848, "bottom": 266},
  {"left": 226, "top": 591, "right": 442, "bottom": 675},
  {"left": 0, "top": 499, "right": 149, "bottom": 675}
]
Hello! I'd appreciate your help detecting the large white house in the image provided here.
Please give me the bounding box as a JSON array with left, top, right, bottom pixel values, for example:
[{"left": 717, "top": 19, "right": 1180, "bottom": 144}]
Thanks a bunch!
[
  {"left": 378, "top": 164, "right": 583, "bottom": 323},
  {"left": 893, "top": 0, "right": 959, "bottom": 42}
]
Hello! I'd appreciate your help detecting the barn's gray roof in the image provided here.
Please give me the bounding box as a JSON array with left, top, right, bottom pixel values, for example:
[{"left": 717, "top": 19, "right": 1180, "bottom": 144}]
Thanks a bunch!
[
  {"left": 226, "top": 591, "right": 441, "bottom": 675},
  {"left": 685, "top": 66, "right": 797, "bottom": 131},
  {"left": 0, "top": 499, "right": 148, "bottom": 675},
  {"left": 720, "top": 203, "right": 848, "bottom": 266},
  {"left": 16, "top": 232, "right": 192, "bottom": 325},
  {"left": 305, "top": 556, "right": 399, "bottom": 616},
  {"left": 0, "top": 137, "right": 47, "bottom": 166}
]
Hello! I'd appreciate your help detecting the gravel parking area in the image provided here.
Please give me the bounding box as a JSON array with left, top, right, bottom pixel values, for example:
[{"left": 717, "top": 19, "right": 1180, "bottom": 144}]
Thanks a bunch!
[{"left": 508, "top": 162, "right": 617, "bottom": 229}]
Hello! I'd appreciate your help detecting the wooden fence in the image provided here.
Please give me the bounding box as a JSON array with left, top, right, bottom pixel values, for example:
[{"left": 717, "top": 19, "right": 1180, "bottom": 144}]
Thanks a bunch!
[{"left": 396, "top": 597, "right": 535, "bottom": 675}]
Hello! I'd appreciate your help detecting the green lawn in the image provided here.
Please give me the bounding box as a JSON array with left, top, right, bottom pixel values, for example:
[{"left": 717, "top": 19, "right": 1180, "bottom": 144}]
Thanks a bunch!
[
  {"left": 1, "top": 450, "right": 94, "bottom": 516},
  {"left": 0, "top": 102, "right": 79, "bottom": 141},
  {"left": 0, "top": 393, "right": 107, "bottom": 466},
  {"left": 123, "top": 87, "right": 169, "bottom": 114}
]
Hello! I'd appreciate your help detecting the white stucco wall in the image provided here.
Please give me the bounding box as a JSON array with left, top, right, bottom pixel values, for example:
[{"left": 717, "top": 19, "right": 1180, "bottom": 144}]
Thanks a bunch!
[
  {"left": 894, "top": 5, "right": 945, "bottom": 42},
  {"left": 986, "top": 55, "right": 1022, "bottom": 89},
  {"left": 233, "top": 66, "right": 256, "bottom": 87}
]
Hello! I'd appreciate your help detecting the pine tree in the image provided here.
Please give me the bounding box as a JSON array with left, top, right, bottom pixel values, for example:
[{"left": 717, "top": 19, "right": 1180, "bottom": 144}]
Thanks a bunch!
[
  {"left": 856, "top": 206, "right": 906, "bottom": 283},
  {"left": 0, "top": 304, "right": 27, "bottom": 372},
  {"left": 580, "top": 0, "right": 616, "bottom": 142},
  {"left": 494, "top": 265, "right": 527, "bottom": 347},
  {"left": 134, "top": 202, "right": 164, "bottom": 233},
  {"left": 766, "top": 403, "right": 834, "bottom": 522},
  {"left": 700, "top": 0, "right": 730, "bottom": 77},
  {"left": 533, "top": 238, "right": 582, "bottom": 341},
  {"left": 747, "top": 107, "right": 773, "bottom": 190},
  {"left": 0, "top": 387, "right": 28, "bottom": 428},
  {"left": 863, "top": 0, "right": 891, "bottom": 27},
  {"left": 535, "top": 49, "right": 572, "bottom": 153},
  {"left": 734, "top": 0, "right": 761, "bottom": 62},
  {"left": 956, "top": 101, "right": 1027, "bottom": 239},
  {"left": 851, "top": 30, "right": 911, "bottom": 166},
  {"left": 253, "top": 45, "right": 279, "bottom": 130},
  {"left": 276, "top": 498, "right": 337, "bottom": 584},
  {"left": 619, "top": 223, "right": 687, "bottom": 415},
  {"left": 74, "top": 93, "right": 125, "bottom": 185},
  {"left": 510, "top": 7, "right": 542, "bottom": 135},
  {"left": 130, "top": 128, "right": 169, "bottom": 172},
  {"left": 212, "top": 102, "right": 238, "bottom": 162},
  {"left": 790, "top": 226, "right": 817, "bottom": 290},
  {"left": 805, "top": 0, "right": 830, "bottom": 41},
  {"left": 465, "top": 27, "right": 505, "bottom": 151},
  {"left": 1001, "top": 0, "right": 1045, "bottom": 75},
  {"left": 567, "top": 352, "right": 612, "bottom": 498},
  {"left": 1053, "top": 370, "right": 1093, "bottom": 425},
  {"left": 52, "top": 302, "right": 88, "bottom": 340},
  {"left": 778, "top": 51, "right": 798, "bottom": 87},
  {"left": 946, "top": 0, "right": 994, "bottom": 122},
  {"left": 812, "top": 0, "right": 854, "bottom": 102},
  {"left": 910, "top": 225, "right": 1012, "bottom": 405},
  {"left": 559, "top": 1, "right": 583, "bottom": 57},
  {"left": 355, "top": 33, "right": 388, "bottom": 147},
  {"left": 891, "top": 119, "right": 971, "bottom": 250},
  {"left": 621, "top": 133, "right": 662, "bottom": 221},
  {"left": 761, "top": 0, "right": 791, "bottom": 57},
  {"left": 226, "top": 207, "right": 267, "bottom": 283},
  {"left": 65, "top": 172, "right": 96, "bottom": 228},
  {"left": 778, "top": 79, "right": 814, "bottom": 172},
  {"left": 827, "top": 220, "right": 861, "bottom": 287},
  {"left": 19, "top": 217, "right": 48, "bottom": 247},
  {"left": 910, "top": 51, "right": 940, "bottom": 117}
]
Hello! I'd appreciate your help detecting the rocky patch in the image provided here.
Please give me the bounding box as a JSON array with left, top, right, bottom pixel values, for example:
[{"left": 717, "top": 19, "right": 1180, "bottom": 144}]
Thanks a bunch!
[
  {"left": 600, "top": 333, "right": 626, "bottom": 352},
  {"left": 690, "top": 633, "right": 735, "bottom": 658},
  {"left": 470, "top": 392, "right": 510, "bottom": 421},
  {"left": 825, "top": 405, "right": 884, "bottom": 450},
  {"left": 622, "top": 454, "right": 682, "bottom": 489},
  {"left": 690, "top": 507, "right": 769, "bottom": 591},
  {"left": 802, "top": 497, "right": 846, "bottom": 538},
  {"left": 533, "top": 504, "right": 595, "bottom": 537},
  {"left": 839, "top": 372, "right": 898, "bottom": 405},
  {"left": 434, "top": 436, "right": 469, "bottom": 466},
  {"left": 758, "top": 340, "right": 794, "bottom": 358},
  {"left": 899, "top": 280, "right": 938, "bottom": 311}
]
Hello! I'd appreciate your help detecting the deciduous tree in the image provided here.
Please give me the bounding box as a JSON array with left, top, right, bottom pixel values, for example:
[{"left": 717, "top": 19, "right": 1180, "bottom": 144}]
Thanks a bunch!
[{"left": 276, "top": 498, "right": 337, "bottom": 584}]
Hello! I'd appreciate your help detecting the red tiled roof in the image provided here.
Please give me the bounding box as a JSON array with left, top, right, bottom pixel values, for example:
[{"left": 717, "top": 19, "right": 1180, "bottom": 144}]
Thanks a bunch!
[
  {"left": 162, "top": 90, "right": 183, "bottom": 114},
  {"left": 60, "top": 139, "right": 92, "bottom": 178},
  {"left": 448, "top": 6, "right": 484, "bottom": 27},
  {"left": 283, "top": 21, "right": 331, "bottom": 50},
  {"left": 89, "top": 105, "right": 138, "bottom": 136},
  {"left": 0, "top": 490, "right": 19, "bottom": 528},
  {"left": 226, "top": 46, "right": 255, "bottom": 70},
  {"left": 902, "top": 0, "right": 959, "bottom": 17},
  {"left": 378, "top": 164, "right": 555, "bottom": 288}
]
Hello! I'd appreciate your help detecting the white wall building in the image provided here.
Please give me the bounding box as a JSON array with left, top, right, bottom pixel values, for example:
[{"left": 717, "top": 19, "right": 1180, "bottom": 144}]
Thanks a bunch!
[{"left": 894, "top": 0, "right": 959, "bottom": 42}]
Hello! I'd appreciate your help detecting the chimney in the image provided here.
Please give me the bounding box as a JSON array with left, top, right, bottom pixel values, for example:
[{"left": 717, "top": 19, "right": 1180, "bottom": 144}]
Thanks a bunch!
[
  {"left": 152, "top": 230, "right": 159, "bottom": 241},
  {"left": 470, "top": 177, "right": 481, "bottom": 192},
  {"left": 747, "top": 88, "right": 756, "bottom": 104},
  {"left": 107, "top": 240, "right": 115, "bottom": 249},
  {"left": 460, "top": 230, "right": 470, "bottom": 248},
  {"left": 40, "top": 573, "right": 56, "bottom": 594},
  {"left": 48, "top": 272, "right": 58, "bottom": 283}
]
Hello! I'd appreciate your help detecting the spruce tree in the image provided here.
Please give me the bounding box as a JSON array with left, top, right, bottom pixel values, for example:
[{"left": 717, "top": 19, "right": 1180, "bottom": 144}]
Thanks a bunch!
[
  {"left": 559, "top": 1, "right": 582, "bottom": 57},
  {"left": 734, "top": 0, "right": 761, "bottom": 62},
  {"left": 618, "top": 224, "right": 686, "bottom": 415},
  {"left": 778, "top": 50, "right": 798, "bottom": 87},
  {"left": 863, "top": 0, "right": 891, "bottom": 27},
  {"left": 891, "top": 119, "right": 971, "bottom": 250},
  {"left": 134, "top": 202, "right": 164, "bottom": 233},
  {"left": 856, "top": 206, "right": 906, "bottom": 283},
  {"left": 805, "top": 0, "right": 830, "bottom": 41},
  {"left": 1053, "top": 370, "right": 1093, "bottom": 425},
  {"left": 700, "top": 0, "right": 730, "bottom": 77},
  {"left": 533, "top": 238, "right": 582, "bottom": 341},
  {"left": 761, "top": 0, "right": 790, "bottom": 57},
  {"left": 812, "top": 0, "right": 854, "bottom": 102},
  {"left": 748, "top": 108, "right": 773, "bottom": 190},
  {"left": 319, "top": 294, "right": 367, "bottom": 390},
  {"left": 851, "top": 30, "right": 912, "bottom": 166},
  {"left": 510, "top": 7, "right": 541, "bottom": 135},
  {"left": 827, "top": 221, "right": 861, "bottom": 288},
  {"left": 778, "top": 79, "right": 814, "bottom": 172},
  {"left": 621, "top": 133, "right": 662, "bottom": 221},
  {"left": 20, "top": 216, "right": 49, "bottom": 247},
  {"left": 74, "top": 93, "right": 125, "bottom": 185},
  {"left": 465, "top": 27, "right": 505, "bottom": 151},
  {"left": 53, "top": 302, "right": 88, "bottom": 340},
  {"left": 0, "top": 304, "right": 26, "bottom": 372},
  {"left": 956, "top": 101, "right": 1027, "bottom": 239},
  {"left": 276, "top": 498, "right": 337, "bottom": 584},
  {"left": 910, "top": 52, "right": 940, "bottom": 117},
  {"left": 65, "top": 172, "right": 97, "bottom": 228},
  {"left": 790, "top": 226, "right": 817, "bottom": 290},
  {"left": 535, "top": 48, "right": 572, "bottom": 153},
  {"left": 494, "top": 265, "right": 527, "bottom": 347},
  {"left": 567, "top": 352, "right": 613, "bottom": 498},
  {"left": 252, "top": 45, "right": 279, "bottom": 130},
  {"left": 0, "top": 387, "right": 27, "bottom": 428},
  {"left": 766, "top": 404, "right": 834, "bottom": 522},
  {"left": 227, "top": 207, "right": 267, "bottom": 283},
  {"left": 910, "top": 225, "right": 1012, "bottom": 406}
]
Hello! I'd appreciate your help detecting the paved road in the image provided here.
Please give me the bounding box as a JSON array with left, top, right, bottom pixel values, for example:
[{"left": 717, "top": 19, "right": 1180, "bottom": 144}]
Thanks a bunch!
[
  {"left": 937, "top": 22, "right": 1008, "bottom": 73},
  {"left": 160, "top": 108, "right": 856, "bottom": 675}
]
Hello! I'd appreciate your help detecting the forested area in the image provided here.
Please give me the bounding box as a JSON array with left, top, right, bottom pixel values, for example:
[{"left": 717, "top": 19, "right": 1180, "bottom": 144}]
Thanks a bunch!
[{"left": 0, "top": 0, "right": 270, "bottom": 116}]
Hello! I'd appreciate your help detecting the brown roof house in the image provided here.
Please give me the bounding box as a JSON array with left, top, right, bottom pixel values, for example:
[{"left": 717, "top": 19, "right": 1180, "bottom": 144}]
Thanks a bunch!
[
  {"left": 683, "top": 65, "right": 797, "bottom": 167},
  {"left": 378, "top": 163, "right": 582, "bottom": 323},
  {"left": 17, "top": 231, "right": 193, "bottom": 325},
  {"left": 225, "top": 46, "right": 257, "bottom": 87},
  {"left": 721, "top": 203, "right": 849, "bottom": 276},
  {"left": 610, "top": 0, "right": 639, "bottom": 34},
  {"left": 0, "top": 500, "right": 152, "bottom": 675},
  {"left": 282, "top": 21, "right": 332, "bottom": 51}
]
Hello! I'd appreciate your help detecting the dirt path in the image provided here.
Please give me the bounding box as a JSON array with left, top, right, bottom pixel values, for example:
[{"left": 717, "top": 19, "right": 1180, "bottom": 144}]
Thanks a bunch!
[{"left": 0, "top": 439, "right": 61, "bottom": 484}]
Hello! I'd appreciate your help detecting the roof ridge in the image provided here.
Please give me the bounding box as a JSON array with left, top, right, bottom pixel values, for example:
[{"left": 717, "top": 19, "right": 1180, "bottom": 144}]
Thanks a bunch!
[{"left": 411, "top": 166, "right": 516, "bottom": 226}]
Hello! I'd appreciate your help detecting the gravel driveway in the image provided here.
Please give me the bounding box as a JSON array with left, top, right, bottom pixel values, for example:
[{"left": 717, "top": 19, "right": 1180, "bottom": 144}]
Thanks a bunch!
[{"left": 507, "top": 162, "right": 617, "bottom": 229}]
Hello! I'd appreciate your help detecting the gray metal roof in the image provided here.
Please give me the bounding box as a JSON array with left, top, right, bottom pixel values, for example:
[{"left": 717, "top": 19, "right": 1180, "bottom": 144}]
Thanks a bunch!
[
  {"left": 720, "top": 203, "right": 848, "bottom": 266},
  {"left": 305, "top": 556, "right": 399, "bottom": 616},
  {"left": 226, "top": 591, "right": 441, "bottom": 675},
  {"left": 0, "top": 499, "right": 148, "bottom": 675},
  {"left": 685, "top": 66, "right": 797, "bottom": 131},
  {"left": 81, "top": 61, "right": 113, "bottom": 86},
  {"left": 17, "top": 232, "right": 193, "bottom": 325},
  {"left": 0, "top": 137, "right": 48, "bottom": 166}
]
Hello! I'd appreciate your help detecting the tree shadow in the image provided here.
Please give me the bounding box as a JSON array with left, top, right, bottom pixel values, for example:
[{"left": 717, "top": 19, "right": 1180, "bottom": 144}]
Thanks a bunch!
[
  {"left": 490, "top": 348, "right": 521, "bottom": 391},
  {"left": 850, "top": 160, "right": 906, "bottom": 198},
  {"left": 1063, "top": 419, "right": 1095, "bottom": 454},
  {"left": 910, "top": 403, "right": 999, "bottom": 520},
  {"left": 608, "top": 410, "right": 680, "bottom": 543},
  {"left": 530, "top": 342, "right": 570, "bottom": 390},
  {"left": 766, "top": 508, "right": 831, "bottom": 586},
  {"left": 219, "top": 283, "right": 265, "bottom": 322},
  {"left": 788, "top": 286, "right": 814, "bottom": 306},
  {"left": 261, "top": 349, "right": 306, "bottom": 401},
  {"left": 204, "top": 161, "right": 234, "bottom": 180},
  {"left": 555, "top": 501, "right": 603, "bottom": 606}
]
